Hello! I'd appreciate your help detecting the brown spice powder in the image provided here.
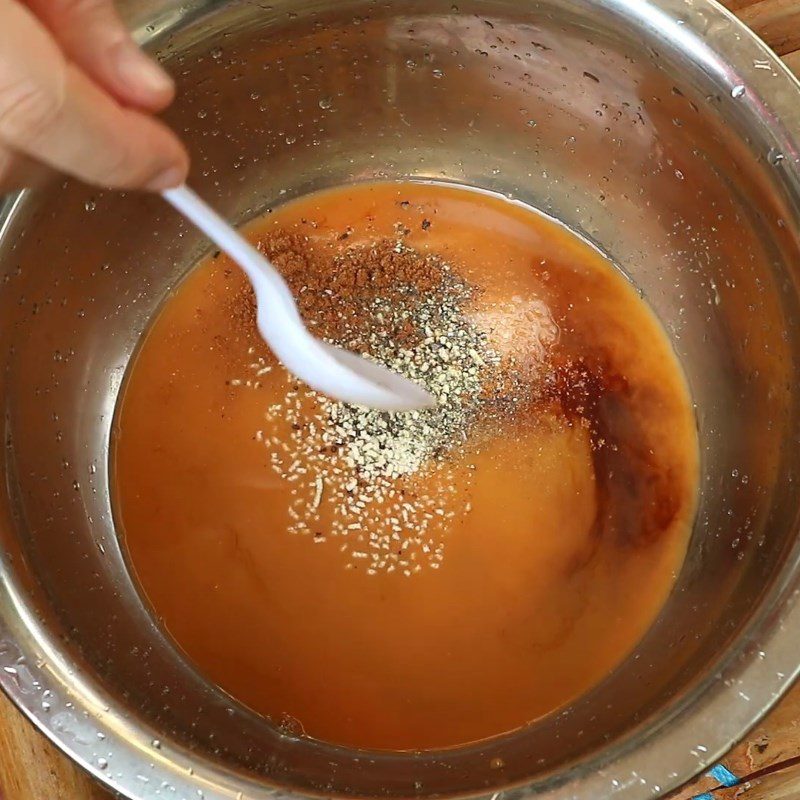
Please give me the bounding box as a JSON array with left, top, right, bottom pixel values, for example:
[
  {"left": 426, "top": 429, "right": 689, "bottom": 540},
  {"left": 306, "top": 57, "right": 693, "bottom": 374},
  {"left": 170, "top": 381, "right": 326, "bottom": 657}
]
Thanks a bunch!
[{"left": 226, "top": 233, "right": 456, "bottom": 351}]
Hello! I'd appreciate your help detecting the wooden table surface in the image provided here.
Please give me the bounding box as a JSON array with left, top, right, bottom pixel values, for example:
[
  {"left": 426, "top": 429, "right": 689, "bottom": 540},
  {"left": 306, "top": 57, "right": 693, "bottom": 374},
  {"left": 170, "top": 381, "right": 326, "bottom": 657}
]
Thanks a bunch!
[{"left": 2, "top": 1, "right": 800, "bottom": 798}]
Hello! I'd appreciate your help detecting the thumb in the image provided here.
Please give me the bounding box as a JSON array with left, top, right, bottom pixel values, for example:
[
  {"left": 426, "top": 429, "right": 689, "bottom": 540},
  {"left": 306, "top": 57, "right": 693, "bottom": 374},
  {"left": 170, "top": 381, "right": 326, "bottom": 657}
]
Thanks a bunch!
[
  {"left": 0, "top": 0, "right": 188, "bottom": 190},
  {"left": 25, "top": 0, "right": 175, "bottom": 112}
]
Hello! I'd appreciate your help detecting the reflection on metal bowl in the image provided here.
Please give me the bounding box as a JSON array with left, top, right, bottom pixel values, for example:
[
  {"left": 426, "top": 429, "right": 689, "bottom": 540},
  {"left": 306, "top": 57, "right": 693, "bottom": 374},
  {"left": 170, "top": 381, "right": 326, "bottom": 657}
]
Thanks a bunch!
[{"left": 1, "top": 1, "right": 800, "bottom": 798}]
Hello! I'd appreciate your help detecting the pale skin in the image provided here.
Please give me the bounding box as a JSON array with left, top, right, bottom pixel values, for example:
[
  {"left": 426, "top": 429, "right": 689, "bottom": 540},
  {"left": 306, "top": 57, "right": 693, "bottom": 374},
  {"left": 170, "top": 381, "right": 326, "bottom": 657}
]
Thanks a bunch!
[{"left": 0, "top": 0, "right": 189, "bottom": 193}]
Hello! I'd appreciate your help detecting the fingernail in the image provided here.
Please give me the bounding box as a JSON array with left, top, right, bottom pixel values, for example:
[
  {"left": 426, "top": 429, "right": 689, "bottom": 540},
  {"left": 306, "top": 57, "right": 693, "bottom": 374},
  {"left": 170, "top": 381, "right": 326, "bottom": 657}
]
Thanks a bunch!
[
  {"left": 146, "top": 165, "right": 185, "bottom": 191},
  {"left": 114, "top": 44, "right": 174, "bottom": 97}
]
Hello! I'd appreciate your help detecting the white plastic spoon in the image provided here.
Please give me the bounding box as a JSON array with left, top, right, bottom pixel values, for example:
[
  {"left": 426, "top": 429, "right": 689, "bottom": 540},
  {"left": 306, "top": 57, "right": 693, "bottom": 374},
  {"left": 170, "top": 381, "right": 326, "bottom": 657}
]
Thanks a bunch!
[{"left": 162, "top": 185, "right": 435, "bottom": 411}]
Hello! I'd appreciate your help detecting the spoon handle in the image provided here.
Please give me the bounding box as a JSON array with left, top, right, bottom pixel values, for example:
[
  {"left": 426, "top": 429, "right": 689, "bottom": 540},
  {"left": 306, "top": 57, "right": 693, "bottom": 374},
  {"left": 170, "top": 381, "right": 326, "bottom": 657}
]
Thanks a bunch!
[{"left": 161, "top": 184, "right": 291, "bottom": 300}]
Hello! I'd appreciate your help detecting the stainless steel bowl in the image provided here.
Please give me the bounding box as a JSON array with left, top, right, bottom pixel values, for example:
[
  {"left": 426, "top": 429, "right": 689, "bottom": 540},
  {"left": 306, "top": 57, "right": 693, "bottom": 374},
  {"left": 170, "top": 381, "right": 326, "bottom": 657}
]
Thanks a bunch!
[{"left": 2, "top": 1, "right": 800, "bottom": 798}]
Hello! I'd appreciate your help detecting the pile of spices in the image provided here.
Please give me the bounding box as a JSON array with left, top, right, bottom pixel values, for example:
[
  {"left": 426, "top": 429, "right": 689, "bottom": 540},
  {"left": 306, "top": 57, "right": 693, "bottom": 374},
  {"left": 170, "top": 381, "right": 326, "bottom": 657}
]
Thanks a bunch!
[{"left": 232, "top": 231, "right": 555, "bottom": 575}]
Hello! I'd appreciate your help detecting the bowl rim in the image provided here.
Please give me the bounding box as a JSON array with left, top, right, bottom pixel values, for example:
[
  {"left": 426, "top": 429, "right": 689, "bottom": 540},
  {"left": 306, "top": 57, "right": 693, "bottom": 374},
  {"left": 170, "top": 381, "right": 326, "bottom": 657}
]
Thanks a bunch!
[{"left": 2, "top": 0, "right": 800, "bottom": 798}]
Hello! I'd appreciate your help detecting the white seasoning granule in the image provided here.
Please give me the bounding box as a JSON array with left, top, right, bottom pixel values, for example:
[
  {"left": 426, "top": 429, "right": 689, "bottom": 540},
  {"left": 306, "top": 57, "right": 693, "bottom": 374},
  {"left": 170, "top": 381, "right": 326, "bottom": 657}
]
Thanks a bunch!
[{"left": 231, "top": 239, "right": 547, "bottom": 576}]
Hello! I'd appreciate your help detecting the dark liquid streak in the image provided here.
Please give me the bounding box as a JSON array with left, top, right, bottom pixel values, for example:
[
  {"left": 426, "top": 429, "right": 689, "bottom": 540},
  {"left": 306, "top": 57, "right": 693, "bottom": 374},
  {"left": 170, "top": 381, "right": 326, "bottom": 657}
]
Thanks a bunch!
[{"left": 547, "top": 352, "right": 681, "bottom": 564}]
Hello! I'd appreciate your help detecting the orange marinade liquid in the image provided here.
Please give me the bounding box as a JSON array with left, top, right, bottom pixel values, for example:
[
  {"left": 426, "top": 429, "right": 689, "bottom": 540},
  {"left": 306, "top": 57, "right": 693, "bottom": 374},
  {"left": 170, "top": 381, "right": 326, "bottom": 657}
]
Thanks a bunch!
[{"left": 114, "top": 181, "right": 697, "bottom": 751}]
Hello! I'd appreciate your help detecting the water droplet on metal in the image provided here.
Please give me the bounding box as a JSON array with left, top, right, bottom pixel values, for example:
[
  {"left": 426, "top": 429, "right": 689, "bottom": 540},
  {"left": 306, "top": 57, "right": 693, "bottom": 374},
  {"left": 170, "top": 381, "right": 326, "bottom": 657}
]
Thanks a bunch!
[
  {"left": 432, "top": 68, "right": 444, "bottom": 79},
  {"left": 731, "top": 84, "right": 746, "bottom": 99},
  {"left": 318, "top": 97, "right": 333, "bottom": 110},
  {"left": 84, "top": 200, "right": 96, "bottom": 212},
  {"left": 277, "top": 712, "right": 305, "bottom": 736},
  {"left": 768, "top": 147, "right": 785, "bottom": 166},
  {"left": 151, "top": 738, "right": 162, "bottom": 749},
  {"left": 97, "top": 757, "right": 108, "bottom": 769}
]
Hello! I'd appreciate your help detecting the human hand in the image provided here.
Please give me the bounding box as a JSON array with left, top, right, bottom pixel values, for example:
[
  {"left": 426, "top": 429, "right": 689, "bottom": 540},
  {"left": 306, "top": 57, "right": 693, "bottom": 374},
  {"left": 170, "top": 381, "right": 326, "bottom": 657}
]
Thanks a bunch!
[{"left": 0, "top": 0, "right": 189, "bottom": 193}]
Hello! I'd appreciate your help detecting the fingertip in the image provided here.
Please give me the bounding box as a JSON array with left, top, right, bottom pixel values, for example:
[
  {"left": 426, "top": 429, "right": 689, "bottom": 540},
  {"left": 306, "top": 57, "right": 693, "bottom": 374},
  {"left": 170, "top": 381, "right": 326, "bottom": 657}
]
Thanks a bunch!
[
  {"left": 111, "top": 43, "right": 175, "bottom": 111},
  {"left": 145, "top": 163, "right": 188, "bottom": 191},
  {"left": 95, "top": 108, "right": 189, "bottom": 191},
  {"left": 142, "top": 125, "right": 190, "bottom": 191},
  {"left": 145, "top": 137, "right": 189, "bottom": 191}
]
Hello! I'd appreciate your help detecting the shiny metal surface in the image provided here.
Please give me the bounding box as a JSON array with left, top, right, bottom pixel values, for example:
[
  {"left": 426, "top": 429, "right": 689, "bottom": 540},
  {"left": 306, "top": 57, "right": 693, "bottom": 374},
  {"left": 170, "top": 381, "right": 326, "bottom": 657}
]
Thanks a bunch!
[{"left": 1, "top": 1, "right": 800, "bottom": 798}]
